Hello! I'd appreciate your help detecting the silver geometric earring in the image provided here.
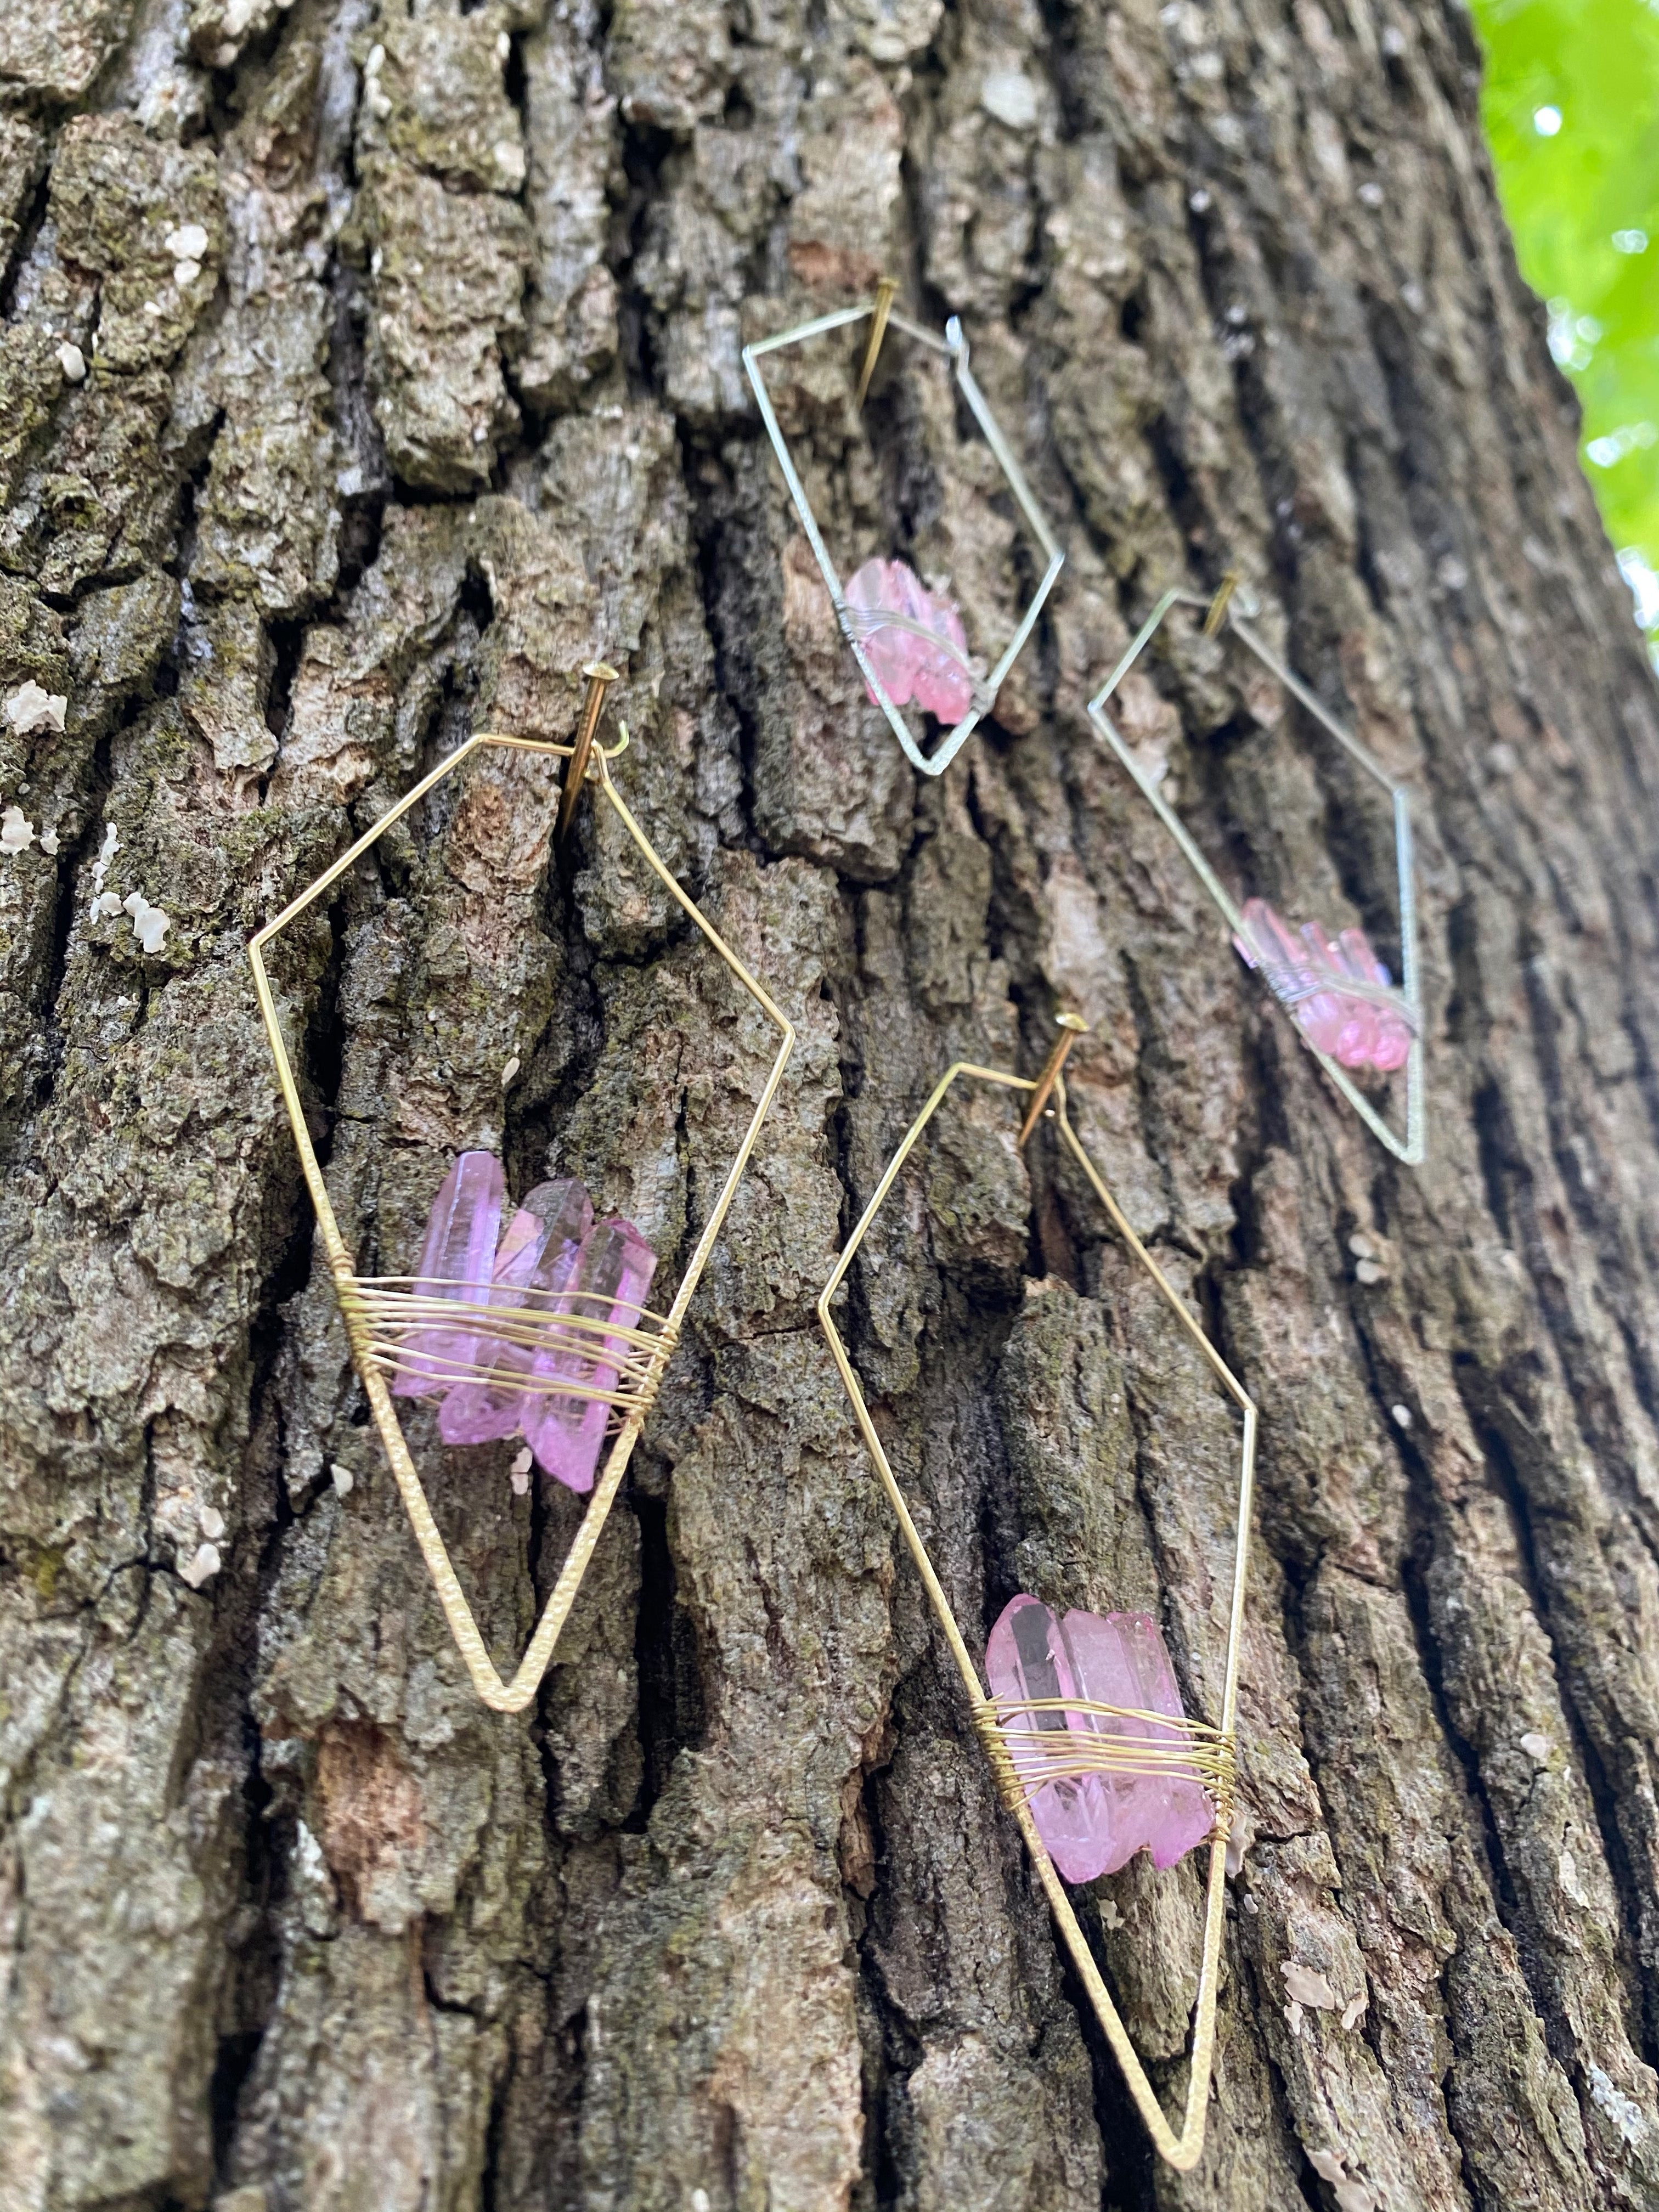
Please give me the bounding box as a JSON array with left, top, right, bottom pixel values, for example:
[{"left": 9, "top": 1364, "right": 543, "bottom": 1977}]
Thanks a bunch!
[
  {"left": 744, "top": 282, "right": 1063, "bottom": 780},
  {"left": 1088, "top": 580, "right": 1426, "bottom": 1165}
]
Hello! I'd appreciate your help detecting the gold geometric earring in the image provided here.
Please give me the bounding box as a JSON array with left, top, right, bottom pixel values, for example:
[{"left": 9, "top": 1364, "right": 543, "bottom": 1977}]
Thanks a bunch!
[
  {"left": 1088, "top": 578, "right": 1426, "bottom": 1165},
  {"left": 817, "top": 1018, "right": 1256, "bottom": 2172},
  {"left": 250, "top": 665, "right": 795, "bottom": 1713}
]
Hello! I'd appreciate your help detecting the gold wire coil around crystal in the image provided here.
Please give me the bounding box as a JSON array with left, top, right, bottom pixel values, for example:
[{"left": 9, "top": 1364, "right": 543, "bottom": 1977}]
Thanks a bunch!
[
  {"left": 817, "top": 1031, "right": 1256, "bottom": 2174},
  {"left": 250, "top": 691, "right": 795, "bottom": 1714},
  {"left": 971, "top": 1695, "right": 1238, "bottom": 1814},
  {"left": 343, "top": 1277, "right": 680, "bottom": 1422}
]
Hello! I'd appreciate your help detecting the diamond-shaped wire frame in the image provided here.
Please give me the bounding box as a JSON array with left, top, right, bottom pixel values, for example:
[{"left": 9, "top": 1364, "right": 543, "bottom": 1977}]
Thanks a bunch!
[
  {"left": 816, "top": 1057, "right": 1256, "bottom": 2173},
  {"left": 1087, "top": 587, "right": 1426, "bottom": 1166},
  {"left": 743, "top": 298, "right": 1064, "bottom": 778},
  {"left": 250, "top": 722, "right": 795, "bottom": 1714}
]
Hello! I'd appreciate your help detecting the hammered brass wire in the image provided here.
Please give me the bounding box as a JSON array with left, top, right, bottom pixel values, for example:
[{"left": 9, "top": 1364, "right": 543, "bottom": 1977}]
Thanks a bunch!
[
  {"left": 817, "top": 1049, "right": 1256, "bottom": 2172},
  {"left": 250, "top": 710, "right": 795, "bottom": 1714}
]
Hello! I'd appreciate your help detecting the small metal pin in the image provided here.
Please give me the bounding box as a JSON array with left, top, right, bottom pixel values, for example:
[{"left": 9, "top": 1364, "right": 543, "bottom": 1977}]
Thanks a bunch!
[
  {"left": 854, "top": 277, "right": 899, "bottom": 411},
  {"left": 1017, "top": 1011, "right": 1091, "bottom": 1147},
  {"left": 556, "top": 661, "right": 619, "bottom": 844},
  {"left": 1202, "top": 571, "right": 1240, "bottom": 639}
]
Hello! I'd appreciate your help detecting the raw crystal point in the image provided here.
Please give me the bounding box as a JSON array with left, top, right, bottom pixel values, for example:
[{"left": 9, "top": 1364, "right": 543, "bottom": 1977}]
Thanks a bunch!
[
  {"left": 438, "top": 1180, "right": 594, "bottom": 1447},
  {"left": 843, "top": 557, "right": 975, "bottom": 723},
  {"left": 392, "top": 1151, "right": 506, "bottom": 1397},
  {"left": 1233, "top": 897, "right": 1414, "bottom": 1074},
  {"left": 986, "top": 1593, "right": 1111, "bottom": 1882},
  {"left": 985, "top": 1594, "right": 1214, "bottom": 1882},
  {"left": 525, "top": 1218, "right": 657, "bottom": 1495}
]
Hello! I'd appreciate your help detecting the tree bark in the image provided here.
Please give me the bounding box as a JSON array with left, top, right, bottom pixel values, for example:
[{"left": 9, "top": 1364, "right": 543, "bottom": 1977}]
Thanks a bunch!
[{"left": 3, "top": 1, "right": 1658, "bottom": 2208}]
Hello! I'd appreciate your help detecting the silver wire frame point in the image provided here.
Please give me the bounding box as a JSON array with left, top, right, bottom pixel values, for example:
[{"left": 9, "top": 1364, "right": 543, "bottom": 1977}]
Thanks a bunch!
[
  {"left": 743, "top": 297, "right": 1065, "bottom": 779},
  {"left": 1086, "top": 589, "right": 1427, "bottom": 1167}
]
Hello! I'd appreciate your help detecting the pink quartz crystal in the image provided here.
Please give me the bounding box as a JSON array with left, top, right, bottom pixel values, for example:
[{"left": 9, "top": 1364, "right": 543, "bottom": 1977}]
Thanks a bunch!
[
  {"left": 1232, "top": 898, "right": 1415, "bottom": 1073},
  {"left": 438, "top": 1179, "right": 594, "bottom": 1448},
  {"left": 843, "top": 557, "right": 975, "bottom": 723},
  {"left": 391, "top": 1155, "right": 657, "bottom": 1483},
  {"left": 392, "top": 1151, "right": 506, "bottom": 1397},
  {"left": 524, "top": 1217, "right": 657, "bottom": 1494},
  {"left": 985, "top": 1594, "right": 1213, "bottom": 1882}
]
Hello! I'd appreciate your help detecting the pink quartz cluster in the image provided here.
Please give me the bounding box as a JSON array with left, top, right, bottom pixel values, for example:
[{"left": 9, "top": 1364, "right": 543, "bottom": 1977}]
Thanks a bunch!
[
  {"left": 985, "top": 1594, "right": 1213, "bottom": 1883},
  {"left": 843, "top": 557, "right": 975, "bottom": 723},
  {"left": 390, "top": 1151, "right": 656, "bottom": 1495},
  {"left": 1232, "top": 898, "right": 1415, "bottom": 1073}
]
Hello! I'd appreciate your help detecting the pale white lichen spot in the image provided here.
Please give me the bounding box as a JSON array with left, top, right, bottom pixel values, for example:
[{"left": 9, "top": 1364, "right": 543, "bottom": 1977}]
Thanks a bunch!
[
  {"left": 1391, "top": 1403, "right": 1412, "bottom": 1429},
  {"left": 1281, "top": 1960, "right": 1338, "bottom": 2010},
  {"left": 501, "top": 1053, "right": 521, "bottom": 1088},
  {"left": 1309, "top": 2152, "right": 1346, "bottom": 2186},
  {"left": 369, "top": 86, "right": 393, "bottom": 120},
  {"left": 364, "top": 41, "right": 385, "bottom": 74},
  {"left": 980, "top": 65, "right": 1039, "bottom": 129},
  {"left": 199, "top": 1505, "right": 225, "bottom": 1541},
  {"left": 1559, "top": 1846, "right": 1594, "bottom": 1908},
  {"left": 691, "top": 2191, "right": 712, "bottom": 2212},
  {"left": 90, "top": 889, "right": 123, "bottom": 922},
  {"left": 495, "top": 29, "right": 510, "bottom": 58},
  {"left": 179, "top": 1541, "right": 222, "bottom": 1589},
  {"left": 143, "top": 300, "right": 163, "bottom": 318},
  {"left": 510, "top": 1446, "right": 533, "bottom": 1496},
  {"left": 330, "top": 1461, "right": 354, "bottom": 1496},
  {"left": 1589, "top": 2064, "right": 1648, "bottom": 2147},
  {"left": 1520, "top": 1730, "right": 1551, "bottom": 1764},
  {"left": 0, "top": 806, "right": 36, "bottom": 854},
  {"left": 163, "top": 222, "right": 209, "bottom": 262},
  {"left": 1225, "top": 1800, "right": 1257, "bottom": 1875},
  {"left": 173, "top": 259, "right": 202, "bottom": 287},
  {"left": 493, "top": 138, "right": 527, "bottom": 184},
  {"left": 1283, "top": 1998, "right": 1305, "bottom": 2039},
  {"left": 40, "top": 825, "right": 59, "bottom": 855},
  {"left": 123, "top": 889, "right": 171, "bottom": 953},
  {"left": 1340, "top": 1991, "right": 1367, "bottom": 2032},
  {"left": 57, "top": 341, "right": 87, "bottom": 383},
  {"left": 5, "top": 679, "right": 68, "bottom": 735}
]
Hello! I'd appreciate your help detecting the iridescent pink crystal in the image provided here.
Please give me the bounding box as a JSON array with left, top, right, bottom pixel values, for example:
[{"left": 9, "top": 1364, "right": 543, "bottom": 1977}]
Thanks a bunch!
[
  {"left": 985, "top": 1594, "right": 1213, "bottom": 1882},
  {"left": 524, "top": 1217, "right": 657, "bottom": 1494},
  {"left": 392, "top": 1151, "right": 506, "bottom": 1397},
  {"left": 392, "top": 1156, "right": 657, "bottom": 1481},
  {"left": 843, "top": 557, "right": 975, "bottom": 723},
  {"left": 438, "top": 1180, "right": 594, "bottom": 1447},
  {"left": 1232, "top": 897, "right": 1415, "bottom": 1073}
]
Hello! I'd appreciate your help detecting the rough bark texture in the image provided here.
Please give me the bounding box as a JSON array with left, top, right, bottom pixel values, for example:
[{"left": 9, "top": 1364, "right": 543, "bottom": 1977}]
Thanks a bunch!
[{"left": 3, "top": 2, "right": 1658, "bottom": 2209}]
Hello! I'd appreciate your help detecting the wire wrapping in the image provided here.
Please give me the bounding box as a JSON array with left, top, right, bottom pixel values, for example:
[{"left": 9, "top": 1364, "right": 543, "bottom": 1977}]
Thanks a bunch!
[
  {"left": 340, "top": 1275, "right": 679, "bottom": 1420},
  {"left": 971, "top": 1695, "right": 1237, "bottom": 1818}
]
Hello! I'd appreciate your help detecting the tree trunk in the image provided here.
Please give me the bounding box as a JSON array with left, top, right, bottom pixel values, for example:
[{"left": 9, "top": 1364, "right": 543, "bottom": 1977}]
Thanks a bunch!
[{"left": 4, "top": 1, "right": 1659, "bottom": 2208}]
